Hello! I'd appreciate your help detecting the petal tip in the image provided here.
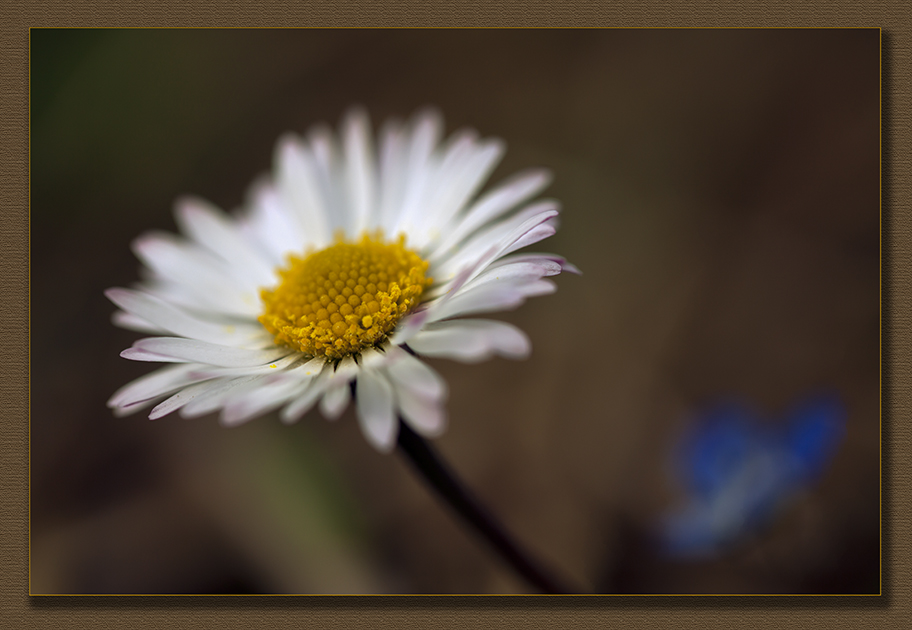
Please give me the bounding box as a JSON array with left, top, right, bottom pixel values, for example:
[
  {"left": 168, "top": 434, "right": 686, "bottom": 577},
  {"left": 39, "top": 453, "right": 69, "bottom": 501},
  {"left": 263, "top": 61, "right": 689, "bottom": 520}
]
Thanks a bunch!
[{"left": 561, "top": 261, "right": 582, "bottom": 275}]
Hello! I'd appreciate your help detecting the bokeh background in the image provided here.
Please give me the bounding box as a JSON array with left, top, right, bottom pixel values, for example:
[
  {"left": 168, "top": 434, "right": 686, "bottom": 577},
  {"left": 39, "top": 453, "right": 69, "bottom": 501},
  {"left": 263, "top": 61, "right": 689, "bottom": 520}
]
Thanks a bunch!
[{"left": 29, "top": 29, "right": 879, "bottom": 594}]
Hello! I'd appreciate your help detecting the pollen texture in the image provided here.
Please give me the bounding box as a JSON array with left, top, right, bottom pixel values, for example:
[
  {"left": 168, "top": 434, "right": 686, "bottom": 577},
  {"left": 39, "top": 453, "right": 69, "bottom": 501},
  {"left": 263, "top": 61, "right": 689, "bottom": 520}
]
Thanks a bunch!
[{"left": 259, "top": 232, "right": 432, "bottom": 359}]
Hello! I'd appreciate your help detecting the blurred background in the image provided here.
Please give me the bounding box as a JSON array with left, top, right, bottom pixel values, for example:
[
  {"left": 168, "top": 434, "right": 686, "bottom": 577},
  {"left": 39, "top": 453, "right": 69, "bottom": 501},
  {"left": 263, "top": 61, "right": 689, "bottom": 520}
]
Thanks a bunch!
[{"left": 29, "top": 29, "right": 879, "bottom": 594}]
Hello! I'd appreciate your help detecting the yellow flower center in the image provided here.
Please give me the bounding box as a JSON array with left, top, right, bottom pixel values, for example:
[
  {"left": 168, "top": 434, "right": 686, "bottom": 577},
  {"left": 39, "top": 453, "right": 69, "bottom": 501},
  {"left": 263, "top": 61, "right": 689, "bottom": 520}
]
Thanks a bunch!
[{"left": 258, "top": 232, "right": 432, "bottom": 359}]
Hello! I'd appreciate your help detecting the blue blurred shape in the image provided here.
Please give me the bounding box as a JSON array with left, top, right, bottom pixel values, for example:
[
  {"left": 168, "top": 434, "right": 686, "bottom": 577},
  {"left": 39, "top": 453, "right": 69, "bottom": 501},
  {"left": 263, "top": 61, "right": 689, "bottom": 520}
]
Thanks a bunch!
[
  {"left": 659, "top": 393, "right": 846, "bottom": 559},
  {"left": 784, "top": 394, "right": 846, "bottom": 482}
]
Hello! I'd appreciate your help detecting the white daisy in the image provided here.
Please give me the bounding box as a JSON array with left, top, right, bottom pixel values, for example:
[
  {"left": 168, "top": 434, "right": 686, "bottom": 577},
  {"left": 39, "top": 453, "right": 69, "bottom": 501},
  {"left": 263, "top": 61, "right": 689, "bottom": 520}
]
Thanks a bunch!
[{"left": 106, "top": 108, "right": 577, "bottom": 452}]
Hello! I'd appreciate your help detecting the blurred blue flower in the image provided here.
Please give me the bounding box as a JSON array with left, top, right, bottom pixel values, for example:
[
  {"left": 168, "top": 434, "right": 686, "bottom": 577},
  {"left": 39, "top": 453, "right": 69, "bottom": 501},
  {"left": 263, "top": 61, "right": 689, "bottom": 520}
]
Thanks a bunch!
[{"left": 658, "top": 394, "right": 846, "bottom": 559}]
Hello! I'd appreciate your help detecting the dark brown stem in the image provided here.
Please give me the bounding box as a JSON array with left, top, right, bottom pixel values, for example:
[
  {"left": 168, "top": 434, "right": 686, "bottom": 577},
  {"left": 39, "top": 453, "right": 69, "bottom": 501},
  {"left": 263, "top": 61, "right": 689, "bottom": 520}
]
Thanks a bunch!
[{"left": 396, "top": 419, "right": 574, "bottom": 594}]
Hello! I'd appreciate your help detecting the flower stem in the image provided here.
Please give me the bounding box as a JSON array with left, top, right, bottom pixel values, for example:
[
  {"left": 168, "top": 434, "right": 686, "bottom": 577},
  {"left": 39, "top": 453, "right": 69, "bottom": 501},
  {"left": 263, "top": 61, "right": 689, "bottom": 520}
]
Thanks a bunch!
[{"left": 396, "top": 420, "right": 573, "bottom": 594}]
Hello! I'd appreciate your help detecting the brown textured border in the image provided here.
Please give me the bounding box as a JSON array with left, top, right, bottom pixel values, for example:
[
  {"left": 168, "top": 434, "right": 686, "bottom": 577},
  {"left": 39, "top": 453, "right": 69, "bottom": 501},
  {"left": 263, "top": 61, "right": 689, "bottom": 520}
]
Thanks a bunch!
[{"left": 3, "top": 4, "right": 909, "bottom": 630}]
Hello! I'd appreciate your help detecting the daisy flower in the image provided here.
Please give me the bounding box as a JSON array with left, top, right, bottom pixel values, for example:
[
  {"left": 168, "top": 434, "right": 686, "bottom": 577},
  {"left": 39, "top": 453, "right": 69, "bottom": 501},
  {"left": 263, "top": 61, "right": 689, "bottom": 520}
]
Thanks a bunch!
[{"left": 106, "top": 108, "right": 576, "bottom": 452}]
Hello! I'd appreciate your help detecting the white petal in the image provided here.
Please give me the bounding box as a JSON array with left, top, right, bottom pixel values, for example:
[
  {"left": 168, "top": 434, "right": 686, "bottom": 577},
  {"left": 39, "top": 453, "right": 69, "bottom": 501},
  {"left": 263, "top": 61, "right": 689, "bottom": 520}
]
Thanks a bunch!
[
  {"left": 329, "top": 355, "right": 361, "bottom": 383},
  {"left": 425, "top": 256, "right": 561, "bottom": 302},
  {"left": 318, "top": 355, "right": 357, "bottom": 420},
  {"left": 383, "top": 346, "right": 447, "bottom": 402},
  {"left": 426, "top": 136, "right": 505, "bottom": 235},
  {"left": 106, "top": 288, "right": 269, "bottom": 347},
  {"left": 341, "top": 107, "right": 377, "bottom": 235},
  {"left": 559, "top": 260, "right": 582, "bottom": 275},
  {"left": 120, "top": 347, "right": 186, "bottom": 363},
  {"left": 408, "top": 133, "right": 504, "bottom": 248},
  {"left": 132, "top": 337, "right": 291, "bottom": 367},
  {"left": 357, "top": 345, "right": 389, "bottom": 369},
  {"left": 178, "top": 375, "right": 266, "bottom": 419},
  {"left": 395, "top": 383, "right": 447, "bottom": 438},
  {"left": 296, "top": 355, "right": 332, "bottom": 377},
  {"left": 488, "top": 252, "right": 575, "bottom": 271},
  {"left": 275, "top": 134, "right": 332, "bottom": 247},
  {"left": 411, "top": 129, "right": 479, "bottom": 235},
  {"left": 108, "top": 363, "right": 211, "bottom": 412},
  {"left": 219, "top": 376, "right": 307, "bottom": 427},
  {"left": 319, "top": 382, "right": 351, "bottom": 420},
  {"left": 148, "top": 375, "right": 261, "bottom": 420},
  {"left": 307, "top": 123, "right": 345, "bottom": 232},
  {"left": 138, "top": 280, "right": 251, "bottom": 321},
  {"left": 244, "top": 180, "right": 305, "bottom": 263},
  {"left": 467, "top": 258, "right": 563, "bottom": 287},
  {"left": 280, "top": 374, "right": 330, "bottom": 424},
  {"left": 408, "top": 319, "right": 531, "bottom": 363},
  {"left": 132, "top": 233, "right": 259, "bottom": 317},
  {"left": 430, "top": 204, "right": 559, "bottom": 288},
  {"left": 376, "top": 118, "right": 408, "bottom": 230},
  {"left": 428, "top": 169, "right": 552, "bottom": 259},
  {"left": 425, "top": 279, "right": 553, "bottom": 323},
  {"left": 173, "top": 197, "right": 276, "bottom": 286},
  {"left": 501, "top": 217, "right": 558, "bottom": 257},
  {"left": 481, "top": 252, "right": 580, "bottom": 278},
  {"left": 356, "top": 369, "right": 397, "bottom": 453},
  {"left": 182, "top": 352, "right": 304, "bottom": 379},
  {"left": 388, "top": 109, "right": 444, "bottom": 236},
  {"left": 111, "top": 310, "right": 168, "bottom": 334}
]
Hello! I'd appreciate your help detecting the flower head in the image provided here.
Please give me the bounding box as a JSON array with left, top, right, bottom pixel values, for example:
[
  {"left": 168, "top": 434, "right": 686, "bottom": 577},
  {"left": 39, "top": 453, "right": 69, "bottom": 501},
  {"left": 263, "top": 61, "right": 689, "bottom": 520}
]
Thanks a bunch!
[{"left": 106, "top": 108, "right": 576, "bottom": 452}]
